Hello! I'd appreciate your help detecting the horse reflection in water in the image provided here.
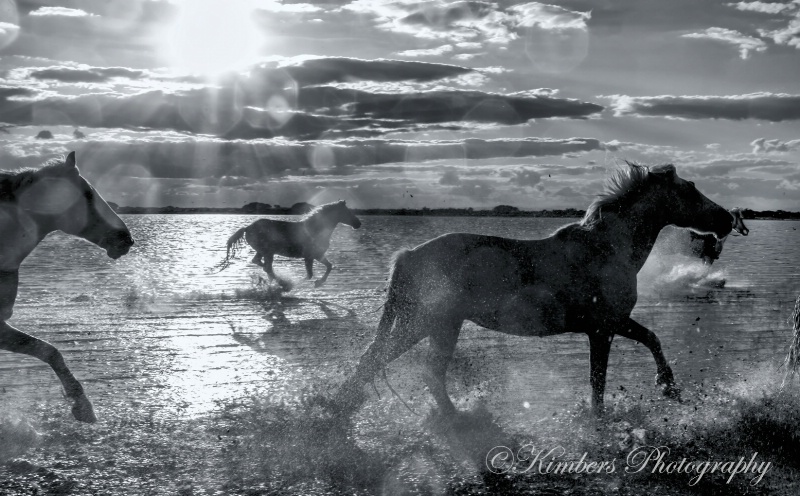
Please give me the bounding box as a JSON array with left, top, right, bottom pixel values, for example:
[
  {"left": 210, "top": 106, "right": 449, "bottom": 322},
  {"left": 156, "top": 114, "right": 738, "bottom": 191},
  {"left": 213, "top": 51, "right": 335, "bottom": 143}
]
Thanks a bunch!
[
  {"left": 335, "top": 163, "right": 748, "bottom": 417},
  {"left": 0, "top": 152, "right": 134, "bottom": 422},
  {"left": 217, "top": 200, "right": 361, "bottom": 288},
  {"left": 688, "top": 207, "right": 749, "bottom": 265}
]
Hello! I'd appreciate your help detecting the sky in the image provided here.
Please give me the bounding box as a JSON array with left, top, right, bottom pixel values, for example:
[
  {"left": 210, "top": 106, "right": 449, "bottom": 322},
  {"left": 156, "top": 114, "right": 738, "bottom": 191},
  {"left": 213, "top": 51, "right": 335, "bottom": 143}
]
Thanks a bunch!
[{"left": 0, "top": 0, "right": 798, "bottom": 210}]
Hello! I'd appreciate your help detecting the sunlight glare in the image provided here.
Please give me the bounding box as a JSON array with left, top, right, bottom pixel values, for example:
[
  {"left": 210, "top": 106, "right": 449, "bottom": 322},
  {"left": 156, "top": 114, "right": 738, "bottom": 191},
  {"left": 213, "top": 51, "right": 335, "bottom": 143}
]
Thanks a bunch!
[{"left": 165, "top": 0, "right": 263, "bottom": 77}]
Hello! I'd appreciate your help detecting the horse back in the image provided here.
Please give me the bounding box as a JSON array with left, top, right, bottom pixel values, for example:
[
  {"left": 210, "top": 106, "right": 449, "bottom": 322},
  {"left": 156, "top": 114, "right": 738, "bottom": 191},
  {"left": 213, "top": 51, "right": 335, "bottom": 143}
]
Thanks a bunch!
[{"left": 395, "top": 230, "right": 636, "bottom": 334}]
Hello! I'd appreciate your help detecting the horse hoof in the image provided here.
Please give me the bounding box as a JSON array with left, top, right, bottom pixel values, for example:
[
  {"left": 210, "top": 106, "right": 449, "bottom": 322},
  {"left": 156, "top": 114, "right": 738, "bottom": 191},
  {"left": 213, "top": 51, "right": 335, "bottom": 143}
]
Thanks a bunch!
[
  {"left": 661, "top": 384, "right": 682, "bottom": 402},
  {"left": 71, "top": 395, "right": 98, "bottom": 423},
  {"left": 314, "top": 279, "right": 326, "bottom": 288}
]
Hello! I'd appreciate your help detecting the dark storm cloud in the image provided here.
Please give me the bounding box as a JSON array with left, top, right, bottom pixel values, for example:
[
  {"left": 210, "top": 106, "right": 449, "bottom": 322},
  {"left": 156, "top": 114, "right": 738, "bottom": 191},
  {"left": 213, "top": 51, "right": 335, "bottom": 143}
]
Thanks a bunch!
[
  {"left": 30, "top": 66, "right": 147, "bottom": 82},
  {"left": 400, "top": 1, "right": 495, "bottom": 30},
  {"left": 0, "top": 135, "right": 606, "bottom": 185},
  {"left": 0, "top": 86, "right": 35, "bottom": 99},
  {"left": 326, "top": 89, "right": 603, "bottom": 125},
  {"left": 607, "top": 93, "right": 800, "bottom": 121},
  {"left": 277, "top": 57, "right": 473, "bottom": 85},
  {"left": 2, "top": 56, "right": 604, "bottom": 138}
]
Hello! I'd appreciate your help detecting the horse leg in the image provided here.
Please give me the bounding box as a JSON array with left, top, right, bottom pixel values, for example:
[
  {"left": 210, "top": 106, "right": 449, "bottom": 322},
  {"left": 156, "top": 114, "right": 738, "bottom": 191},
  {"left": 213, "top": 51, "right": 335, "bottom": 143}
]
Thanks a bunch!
[
  {"left": 314, "top": 256, "right": 333, "bottom": 288},
  {"left": 250, "top": 253, "right": 264, "bottom": 267},
  {"left": 0, "top": 321, "right": 97, "bottom": 423},
  {"left": 304, "top": 257, "right": 314, "bottom": 280},
  {"left": 616, "top": 319, "right": 680, "bottom": 399},
  {"left": 262, "top": 253, "right": 276, "bottom": 280},
  {"left": 588, "top": 332, "right": 613, "bottom": 415},
  {"left": 334, "top": 313, "right": 426, "bottom": 414},
  {"left": 423, "top": 322, "right": 461, "bottom": 416}
]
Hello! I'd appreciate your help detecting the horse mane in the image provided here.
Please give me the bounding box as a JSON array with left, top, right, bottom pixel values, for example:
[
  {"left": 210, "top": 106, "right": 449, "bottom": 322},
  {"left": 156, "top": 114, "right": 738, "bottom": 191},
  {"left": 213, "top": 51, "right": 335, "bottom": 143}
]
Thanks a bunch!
[
  {"left": 580, "top": 161, "right": 673, "bottom": 228},
  {"left": 301, "top": 201, "right": 344, "bottom": 230},
  {"left": 0, "top": 157, "right": 70, "bottom": 202},
  {"left": 301, "top": 201, "right": 337, "bottom": 221}
]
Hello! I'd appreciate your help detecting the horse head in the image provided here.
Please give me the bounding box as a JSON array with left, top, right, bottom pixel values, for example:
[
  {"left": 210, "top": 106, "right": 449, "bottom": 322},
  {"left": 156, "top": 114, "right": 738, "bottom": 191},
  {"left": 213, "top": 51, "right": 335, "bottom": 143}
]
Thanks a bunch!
[
  {"left": 334, "top": 200, "right": 361, "bottom": 229},
  {"left": 729, "top": 207, "right": 749, "bottom": 236},
  {"left": 649, "top": 164, "right": 733, "bottom": 240},
  {"left": 20, "top": 152, "right": 134, "bottom": 259}
]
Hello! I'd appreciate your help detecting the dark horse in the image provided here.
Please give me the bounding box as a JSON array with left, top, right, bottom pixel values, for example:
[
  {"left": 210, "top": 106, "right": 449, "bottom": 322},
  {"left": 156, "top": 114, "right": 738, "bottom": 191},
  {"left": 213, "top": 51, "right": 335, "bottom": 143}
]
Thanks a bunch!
[
  {"left": 334, "top": 163, "right": 747, "bottom": 417},
  {"left": 0, "top": 152, "right": 134, "bottom": 422},
  {"left": 689, "top": 207, "right": 748, "bottom": 264},
  {"left": 217, "top": 200, "right": 361, "bottom": 287}
]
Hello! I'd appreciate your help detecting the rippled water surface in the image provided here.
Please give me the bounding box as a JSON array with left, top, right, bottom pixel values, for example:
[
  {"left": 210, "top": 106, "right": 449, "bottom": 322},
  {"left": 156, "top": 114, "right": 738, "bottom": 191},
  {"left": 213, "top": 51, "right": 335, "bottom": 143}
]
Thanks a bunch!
[{"left": 1, "top": 215, "right": 798, "bottom": 426}]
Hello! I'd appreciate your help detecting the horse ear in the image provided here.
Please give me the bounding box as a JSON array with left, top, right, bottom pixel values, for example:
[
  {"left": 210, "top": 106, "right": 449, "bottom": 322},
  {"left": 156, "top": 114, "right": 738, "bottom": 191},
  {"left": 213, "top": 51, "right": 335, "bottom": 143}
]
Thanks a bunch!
[
  {"left": 651, "top": 163, "right": 676, "bottom": 182},
  {"left": 65, "top": 151, "right": 78, "bottom": 170}
]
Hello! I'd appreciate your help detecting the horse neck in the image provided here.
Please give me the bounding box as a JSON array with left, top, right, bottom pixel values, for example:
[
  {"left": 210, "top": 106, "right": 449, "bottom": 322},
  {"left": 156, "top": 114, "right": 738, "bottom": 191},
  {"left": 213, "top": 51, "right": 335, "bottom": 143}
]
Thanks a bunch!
[
  {"left": 304, "top": 211, "right": 337, "bottom": 237},
  {"left": 597, "top": 201, "right": 670, "bottom": 271},
  {"left": 1, "top": 203, "right": 55, "bottom": 268}
]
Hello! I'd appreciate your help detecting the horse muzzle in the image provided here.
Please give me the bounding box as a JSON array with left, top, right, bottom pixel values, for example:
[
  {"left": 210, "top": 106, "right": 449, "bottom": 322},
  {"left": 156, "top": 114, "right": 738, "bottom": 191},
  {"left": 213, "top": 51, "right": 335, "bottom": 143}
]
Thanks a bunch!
[{"left": 101, "top": 230, "right": 134, "bottom": 259}]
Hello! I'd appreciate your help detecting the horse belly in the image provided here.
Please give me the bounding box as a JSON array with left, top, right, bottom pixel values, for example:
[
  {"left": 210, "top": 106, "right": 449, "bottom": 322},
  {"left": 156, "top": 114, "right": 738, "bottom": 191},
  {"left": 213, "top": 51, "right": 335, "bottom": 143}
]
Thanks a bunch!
[{"left": 466, "top": 285, "right": 568, "bottom": 337}]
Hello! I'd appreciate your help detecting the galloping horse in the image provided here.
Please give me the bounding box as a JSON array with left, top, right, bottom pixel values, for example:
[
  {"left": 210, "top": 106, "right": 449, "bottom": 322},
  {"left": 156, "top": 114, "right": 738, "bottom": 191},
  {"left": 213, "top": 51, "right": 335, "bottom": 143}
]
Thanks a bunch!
[
  {"left": 217, "top": 200, "right": 361, "bottom": 287},
  {"left": 334, "top": 163, "right": 746, "bottom": 416},
  {"left": 688, "top": 207, "right": 749, "bottom": 265},
  {"left": 0, "top": 152, "right": 134, "bottom": 422}
]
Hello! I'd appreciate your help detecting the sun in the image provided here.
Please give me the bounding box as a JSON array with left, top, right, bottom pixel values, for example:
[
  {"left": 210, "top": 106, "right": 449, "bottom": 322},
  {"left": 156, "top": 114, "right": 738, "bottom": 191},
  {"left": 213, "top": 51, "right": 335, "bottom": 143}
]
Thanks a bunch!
[{"left": 163, "top": 0, "right": 264, "bottom": 77}]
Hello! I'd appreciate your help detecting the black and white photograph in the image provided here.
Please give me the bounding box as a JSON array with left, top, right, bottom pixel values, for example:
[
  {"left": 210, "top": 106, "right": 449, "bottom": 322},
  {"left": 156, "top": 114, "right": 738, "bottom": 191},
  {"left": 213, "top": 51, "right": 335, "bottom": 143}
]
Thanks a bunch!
[{"left": 0, "top": 0, "right": 799, "bottom": 494}]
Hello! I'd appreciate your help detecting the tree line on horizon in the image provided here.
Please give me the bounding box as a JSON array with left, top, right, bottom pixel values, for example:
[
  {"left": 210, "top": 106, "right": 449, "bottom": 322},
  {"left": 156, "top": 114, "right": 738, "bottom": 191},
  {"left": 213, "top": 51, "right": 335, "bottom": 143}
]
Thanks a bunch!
[{"left": 109, "top": 202, "right": 800, "bottom": 219}]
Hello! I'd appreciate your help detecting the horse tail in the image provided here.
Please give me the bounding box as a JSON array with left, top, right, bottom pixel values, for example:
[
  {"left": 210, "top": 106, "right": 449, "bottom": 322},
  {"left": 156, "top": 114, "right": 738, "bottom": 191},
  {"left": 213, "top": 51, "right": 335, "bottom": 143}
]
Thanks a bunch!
[
  {"left": 332, "top": 248, "right": 413, "bottom": 414},
  {"left": 214, "top": 226, "right": 248, "bottom": 272},
  {"left": 374, "top": 248, "right": 412, "bottom": 344}
]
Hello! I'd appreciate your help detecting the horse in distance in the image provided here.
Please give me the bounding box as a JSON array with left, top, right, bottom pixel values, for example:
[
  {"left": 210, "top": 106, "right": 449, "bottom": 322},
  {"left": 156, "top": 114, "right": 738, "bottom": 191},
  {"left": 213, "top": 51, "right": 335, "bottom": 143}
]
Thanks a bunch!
[
  {"left": 217, "top": 200, "right": 361, "bottom": 287},
  {"left": 333, "top": 163, "right": 746, "bottom": 418},
  {"left": 0, "top": 151, "right": 134, "bottom": 422}
]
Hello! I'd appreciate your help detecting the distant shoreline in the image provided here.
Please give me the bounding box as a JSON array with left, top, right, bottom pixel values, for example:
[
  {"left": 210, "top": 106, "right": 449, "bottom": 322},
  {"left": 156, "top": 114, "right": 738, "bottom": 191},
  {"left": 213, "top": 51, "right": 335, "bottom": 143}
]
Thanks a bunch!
[{"left": 111, "top": 205, "right": 800, "bottom": 220}]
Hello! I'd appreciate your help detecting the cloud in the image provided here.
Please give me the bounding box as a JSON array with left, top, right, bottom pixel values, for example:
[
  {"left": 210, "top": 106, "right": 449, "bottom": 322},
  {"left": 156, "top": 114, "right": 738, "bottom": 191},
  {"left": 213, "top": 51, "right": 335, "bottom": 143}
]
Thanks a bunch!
[
  {"left": 758, "top": 15, "right": 800, "bottom": 49},
  {"left": 723, "top": 0, "right": 800, "bottom": 50},
  {"left": 276, "top": 56, "right": 473, "bottom": 85},
  {"left": 29, "top": 7, "right": 96, "bottom": 17},
  {"left": 509, "top": 3, "right": 591, "bottom": 31},
  {"left": 343, "top": 0, "right": 590, "bottom": 49},
  {"left": 1, "top": 57, "right": 603, "bottom": 138},
  {"left": 606, "top": 92, "right": 800, "bottom": 121},
  {"left": 439, "top": 169, "right": 461, "bottom": 185},
  {"left": 0, "top": 21, "right": 20, "bottom": 50},
  {"left": 396, "top": 45, "right": 454, "bottom": 57},
  {"left": 683, "top": 157, "right": 795, "bottom": 177},
  {"left": 682, "top": 27, "right": 767, "bottom": 59},
  {"left": 508, "top": 168, "right": 542, "bottom": 187},
  {"left": 30, "top": 66, "right": 147, "bottom": 82},
  {"left": 322, "top": 89, "right": 603, "bottom": 128},
  {"left": 256, "top": 2, "right": 323, "bottom": 14},
  {"left": 751, "top": 137, "right": 800, "bottom": 153},
  {"left": 448, "top": 179, "right": 494, "bottom": 201},
  {"left": 0, "top": 134, "right": 606, "bottom": 186},
  {"left": 727, "top": 1, "right": 794, "bottom": 15}
]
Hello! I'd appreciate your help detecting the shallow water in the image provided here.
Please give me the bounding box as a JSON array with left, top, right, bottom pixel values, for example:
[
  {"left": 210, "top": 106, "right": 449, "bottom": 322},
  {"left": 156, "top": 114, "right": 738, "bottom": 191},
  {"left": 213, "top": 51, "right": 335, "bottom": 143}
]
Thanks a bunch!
[{"left": 0, "top": 215, "right": 798, "bottom": 428}]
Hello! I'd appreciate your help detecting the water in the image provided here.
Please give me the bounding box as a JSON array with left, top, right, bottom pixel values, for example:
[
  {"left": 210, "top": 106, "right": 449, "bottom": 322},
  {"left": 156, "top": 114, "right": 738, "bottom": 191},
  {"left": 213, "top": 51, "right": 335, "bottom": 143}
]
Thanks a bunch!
[{"left": 0, "top": 215, "right": 798, "bottom": 427}]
